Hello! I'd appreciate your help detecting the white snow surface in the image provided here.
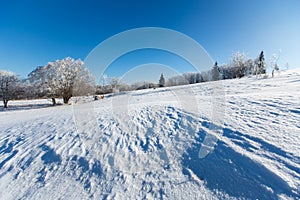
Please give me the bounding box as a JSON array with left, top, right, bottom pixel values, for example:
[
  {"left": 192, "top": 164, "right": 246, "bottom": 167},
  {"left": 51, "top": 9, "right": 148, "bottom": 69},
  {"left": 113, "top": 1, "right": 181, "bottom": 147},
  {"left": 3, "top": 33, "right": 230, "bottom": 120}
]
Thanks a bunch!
[{"left": 0, "top": 69, "right": 299, "bottom": 199}]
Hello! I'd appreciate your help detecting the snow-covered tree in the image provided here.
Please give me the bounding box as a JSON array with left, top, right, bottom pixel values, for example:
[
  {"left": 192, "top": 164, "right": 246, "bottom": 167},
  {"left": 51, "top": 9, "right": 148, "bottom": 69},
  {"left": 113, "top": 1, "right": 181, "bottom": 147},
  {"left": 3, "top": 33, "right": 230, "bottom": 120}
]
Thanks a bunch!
[
  {"left": 211, "top": 61, "right": 220, "bottom": 81},
  {"left": 270, "top": 51, "right": 281, "bottom": 78},
  {"left": 119, "top": 83, "right": 132, "bottom": 91},
  {"left": 159, "top": 73, "right": 165, "bottom": 87},
  {"left": 255, "top": 51, "right": 266, "bottom": 77},
  {"left": 201, "top": 71, "right": 210, "bottom": 82},
  {"left": 219, "top": 65, "right": 229, "bottom": 80},
  {"left": 73, "top": 67, "right": 95, "bottom": 96},
  {"left": 166, "top": 76, "right": 176, "bottom": 86},
  {"left": 28, "top": 57, "right": 95, "bottom": 105},
  {"left": 231, "top": 52, "right": 247, "bottom": 78},
  {"left": 0, "top": 70, "right": 19, "bottom": 108},
  {"left": 131, "top": 81, "right": 155, "bottom": 90},
  {"left": 195, "top": 73, "right": 203, "bottom": 83},
  {"left": 166, "top": 75, "right": 188, "bottom": 86},
  {"left": 183, "top": 73, "right": 197, "bottom": 84},
  {"left": 285, "top": 62, "right": 289, "bottom": 71},
  {"left": 110, "top": 77, "right": 121, "bottom": 93},
  {"left": 48, "top": 57, "right": 82, "bottom": 104},
  {"left": 28, "top": 66, "right": 49, "bottom": 98},
  {"left": 245, "top": 59, "right": 255, "bottom": 76}
]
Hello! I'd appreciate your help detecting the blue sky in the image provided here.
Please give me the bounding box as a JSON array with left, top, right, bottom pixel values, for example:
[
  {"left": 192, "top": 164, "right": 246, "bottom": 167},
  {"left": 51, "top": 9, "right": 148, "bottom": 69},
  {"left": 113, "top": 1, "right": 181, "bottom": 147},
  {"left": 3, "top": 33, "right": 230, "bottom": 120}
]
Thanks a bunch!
[{"left": 0, "top": 0, "right": 299, "bottom": 82}]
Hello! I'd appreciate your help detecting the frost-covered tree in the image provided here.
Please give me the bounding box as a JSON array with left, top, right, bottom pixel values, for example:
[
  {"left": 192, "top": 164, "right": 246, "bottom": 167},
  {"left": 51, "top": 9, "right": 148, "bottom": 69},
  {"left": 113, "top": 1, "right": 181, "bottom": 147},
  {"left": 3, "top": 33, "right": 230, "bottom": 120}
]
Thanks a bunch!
[
  {"left": 28, "top": 66, "right": 49, "bottom": 98},
  {"left": 73, "top": 67, "right": 95, "bottom": 96},
  {"left": 255, "top": 51, "right": 266, "bottom": 77},
  {"left": 231, "top": 52, "right": 247, "bottom": 78},
  {"left": 131, "top": 81, "right": 154, "bottom": 90},
  {"left": 219, "top": 64, "right": 230, "bottom": 79},
  {"left": 119, "top": 83, "right": 132, "bottom": 91},
  {"left": 110, "top": 77, "right": 121, "bottom": 93},
  {"left": 48, "top": 57, "right": 82, "bottom": 104},
  {"left": 270, "top": 51, "right": 280, "bottom": 78},
  {"left": 159, "top": 73, "right": 165, "bottom": 87},
  {"left": 211, "top": 61, "right": 220, "bottom": 81},
  {"left": 183, "top": 73, "right": 197, "bottom": 84},
  {"left": 195, "top": 73, "right": 203, "bottom": 83},
  {"left": 166, "top": 76, "right": 177, "bottom": 86},
  {"left": 95, "top": 75, "right": 111, "bottom": 95},
  {"left": 166, "top": 75, "right": 188, "bottom": 86},
  {"left": 245, "top": 59, "right": 255, "bottom": 76},
  {"left": 285, "top": 62, "right": 289, "bottom": 70},
  {"left": 0, "top": 70, "right": 19, "bottom": 108},
  {"left": 29, "top": 57, "right": 95, "bottom": 105},
  {"left": 201, "top": 71, "right": 210, "bottom": 82},
  {"left": 16, "top": 78, "right": 33, "bottom": 99}
]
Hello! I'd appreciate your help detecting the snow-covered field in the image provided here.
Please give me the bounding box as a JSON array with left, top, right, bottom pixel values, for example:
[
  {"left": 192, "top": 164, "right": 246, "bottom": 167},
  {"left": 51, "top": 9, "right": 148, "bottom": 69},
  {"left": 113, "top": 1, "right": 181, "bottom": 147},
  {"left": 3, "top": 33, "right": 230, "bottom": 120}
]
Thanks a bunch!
[{"left": 0, "top": 69, "right": 299, "bottom": 199}]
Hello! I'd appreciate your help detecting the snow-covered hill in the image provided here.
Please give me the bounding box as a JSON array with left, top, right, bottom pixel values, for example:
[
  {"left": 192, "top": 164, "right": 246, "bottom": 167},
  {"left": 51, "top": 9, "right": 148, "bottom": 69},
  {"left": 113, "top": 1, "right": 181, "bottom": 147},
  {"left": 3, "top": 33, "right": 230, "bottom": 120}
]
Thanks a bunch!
[{"left": 0, "top": 69, "right": 299, "bottom": 199}]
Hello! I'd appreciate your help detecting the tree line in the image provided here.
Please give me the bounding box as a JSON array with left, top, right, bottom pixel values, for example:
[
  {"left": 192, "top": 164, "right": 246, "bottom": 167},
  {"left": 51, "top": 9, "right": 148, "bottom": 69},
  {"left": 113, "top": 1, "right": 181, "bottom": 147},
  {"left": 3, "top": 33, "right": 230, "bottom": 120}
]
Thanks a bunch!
[
  {"left": 0, "top": 50, "right": 281, "bottom": 108},
  {"left": 165, "top": 51, "right": 269, "bottom": 87}
]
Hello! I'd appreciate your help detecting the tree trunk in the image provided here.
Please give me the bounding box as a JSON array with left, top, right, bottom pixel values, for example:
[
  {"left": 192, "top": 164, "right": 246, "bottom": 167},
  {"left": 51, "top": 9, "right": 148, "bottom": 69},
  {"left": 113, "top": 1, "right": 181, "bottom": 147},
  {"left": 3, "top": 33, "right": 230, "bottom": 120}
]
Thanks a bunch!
[
  {"left": 51, "top": 98, "right": 56, "bottom": 106},
  {"left": 63, "top": 95, "right": 71, "bottom": 104},
  {"left": 3, "top": 99, "right": 8, "bottom": 108}
]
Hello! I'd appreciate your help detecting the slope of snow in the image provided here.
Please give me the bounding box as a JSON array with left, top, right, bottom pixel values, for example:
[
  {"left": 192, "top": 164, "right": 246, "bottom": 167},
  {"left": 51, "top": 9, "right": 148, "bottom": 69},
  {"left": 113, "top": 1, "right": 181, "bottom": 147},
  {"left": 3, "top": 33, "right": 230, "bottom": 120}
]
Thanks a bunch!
[{"left": 0, "top": 69, "right": 299, "bottom": 199}]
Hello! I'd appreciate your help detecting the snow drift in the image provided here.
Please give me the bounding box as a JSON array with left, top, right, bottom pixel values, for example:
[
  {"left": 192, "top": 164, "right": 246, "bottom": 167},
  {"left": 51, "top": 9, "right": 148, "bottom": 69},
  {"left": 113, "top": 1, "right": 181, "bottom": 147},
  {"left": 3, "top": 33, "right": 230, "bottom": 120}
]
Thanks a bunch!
[{"left": 0, "top": 69, "right": 299, "bottom": 199}]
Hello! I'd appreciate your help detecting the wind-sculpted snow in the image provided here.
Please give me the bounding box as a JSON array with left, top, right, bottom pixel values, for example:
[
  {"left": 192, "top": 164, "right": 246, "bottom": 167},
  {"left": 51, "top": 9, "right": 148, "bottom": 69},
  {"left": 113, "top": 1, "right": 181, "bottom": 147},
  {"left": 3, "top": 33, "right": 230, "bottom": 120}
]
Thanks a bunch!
[
  {"left": 183, "top": 122, "right": 298, "bottom": 199},
  {"left": 0, "top": 69, "right": 299, "bottom": 199}
]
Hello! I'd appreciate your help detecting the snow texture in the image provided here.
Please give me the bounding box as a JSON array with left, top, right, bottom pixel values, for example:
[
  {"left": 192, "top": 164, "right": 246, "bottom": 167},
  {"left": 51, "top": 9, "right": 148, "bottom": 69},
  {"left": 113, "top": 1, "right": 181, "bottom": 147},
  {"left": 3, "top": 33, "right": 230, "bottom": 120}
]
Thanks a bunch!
[{"left": 0, "top": 69, "right": 299, "bottom": 199}]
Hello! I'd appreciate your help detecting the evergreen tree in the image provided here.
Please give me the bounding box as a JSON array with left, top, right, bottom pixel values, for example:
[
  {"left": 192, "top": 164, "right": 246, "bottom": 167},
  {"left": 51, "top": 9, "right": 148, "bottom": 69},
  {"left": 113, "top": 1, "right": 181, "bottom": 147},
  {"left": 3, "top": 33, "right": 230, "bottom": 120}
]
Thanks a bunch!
[
  {"left": 257, "top": 51, "right": 266, "bottom": 75},
  {"left": 159, "top": 73, "right": 165, "bottom": 87},
  {"left": 212, "top": 61, "right": 220, "bottom": 81}
]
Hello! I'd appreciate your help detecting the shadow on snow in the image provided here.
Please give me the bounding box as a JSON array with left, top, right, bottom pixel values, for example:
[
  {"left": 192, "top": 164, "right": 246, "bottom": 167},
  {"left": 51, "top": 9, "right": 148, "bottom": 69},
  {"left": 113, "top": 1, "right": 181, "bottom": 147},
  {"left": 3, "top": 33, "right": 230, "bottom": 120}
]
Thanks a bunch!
[{"left": 182, "top": 122, "right": 299, "bottom": 199}]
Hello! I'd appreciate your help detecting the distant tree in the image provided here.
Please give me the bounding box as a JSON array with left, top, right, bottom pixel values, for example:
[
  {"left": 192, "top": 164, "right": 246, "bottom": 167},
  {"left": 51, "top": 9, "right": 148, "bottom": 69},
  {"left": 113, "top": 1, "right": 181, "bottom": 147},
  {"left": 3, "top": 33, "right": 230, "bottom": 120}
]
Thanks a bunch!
[
  {"left": 28, "top": 66, "right": 49, "bottom": 98},
  {"left": 16, "top": 79, "right": 33, "bottom": 99},
  {"left": 132, "top": 81, "right": 154, "bottom": 90},
  {"left": 245, "top": 59, "right": 255, "bottom": 76},
  {"left": 110, "top": 77, "right": 121, "bottom": 93},
  {"left": 73, "top": 67, "right": 95, "bottom": 96},
  {"left": 166, "top": 76, "right": 177, "bottom": 86},
  {"left": 219, "top": 64, "right": 231, "bottom": 79},
  {"left": 195, "top": 73, "right": 203, "bottom": 83},
  {"left": 231, "top": 52, "right": 247, "bottom": 78},
  {"left": 131, "top": 81, "right": 142, "bottom": 90},
  {"left": 166, "top": 74, "right": 189, "bottom": 86},
  {"left": 119, "top": 83, "right": 131, "bottom": 91},
  {"left": 270, "top": 51, "right": 281, "bottom": 78},
  {"left": 0, "top": 70, "right": 19, "bottom": 108},
  {"left": 159, "top": 73, "right": 165, "bottom": 87},
  {"left": 285, "top": 62, "right": 289, "bottom": 71},
  {"left": 183, "top": 73, "right": 197, "bottom": 84},
  {"left": 259, "top": 51, "right": 266, "bottom": 74},
  {"left": 212, "top": 61, "right": 220, "bottom": 81},
  {"left": 95, "top": 85, "right": 112, "bottom": 95},
  {"left": 95, "top": 75, "right": 112, "bottom": 95},
  {"left": 255, "top": 51, "right": 266, "bottom": 77},
  {"left": 201, "top": 71, "right": 210, "bottom": 82}
]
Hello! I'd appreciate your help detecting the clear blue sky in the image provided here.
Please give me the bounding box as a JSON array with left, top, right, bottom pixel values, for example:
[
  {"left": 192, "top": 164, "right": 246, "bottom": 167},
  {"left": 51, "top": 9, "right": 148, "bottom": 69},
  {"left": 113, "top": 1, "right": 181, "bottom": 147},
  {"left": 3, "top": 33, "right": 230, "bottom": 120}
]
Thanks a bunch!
[{"left": 0, "top": 0, "right": 299, "bottom": 81}]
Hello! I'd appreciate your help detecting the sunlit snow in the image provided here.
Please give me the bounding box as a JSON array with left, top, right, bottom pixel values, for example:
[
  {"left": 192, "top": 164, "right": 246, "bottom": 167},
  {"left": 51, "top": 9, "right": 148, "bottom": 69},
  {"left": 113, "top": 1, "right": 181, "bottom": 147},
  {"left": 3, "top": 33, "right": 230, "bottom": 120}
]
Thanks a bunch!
[{"left": 0, "top": 69, "right": 299, "bottom": 199}]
